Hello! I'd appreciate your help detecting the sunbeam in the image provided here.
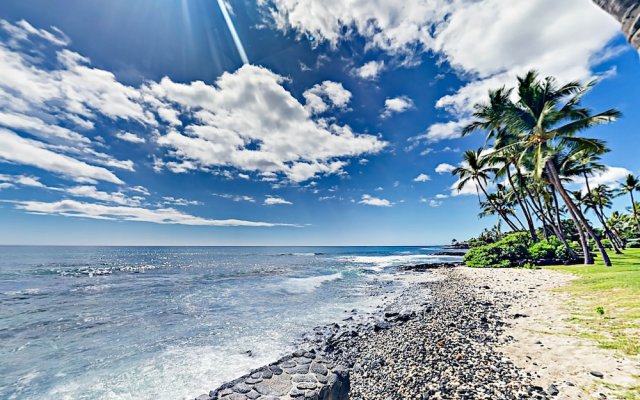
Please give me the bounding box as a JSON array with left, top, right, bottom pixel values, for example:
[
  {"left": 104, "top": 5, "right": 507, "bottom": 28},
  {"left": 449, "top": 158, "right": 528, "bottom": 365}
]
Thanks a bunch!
[{"left": 215, "top": 0, "right": 249, "bottom": 64}]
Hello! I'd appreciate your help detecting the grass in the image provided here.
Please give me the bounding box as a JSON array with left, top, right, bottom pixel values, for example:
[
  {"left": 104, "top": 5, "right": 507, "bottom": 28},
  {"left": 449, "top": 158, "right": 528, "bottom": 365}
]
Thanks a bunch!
[
  {"left": 546, "top": 249, "right": 640, "bottom": 399},
  {"left": 545, "top": 248, "right": 640, "bottom": 356}
]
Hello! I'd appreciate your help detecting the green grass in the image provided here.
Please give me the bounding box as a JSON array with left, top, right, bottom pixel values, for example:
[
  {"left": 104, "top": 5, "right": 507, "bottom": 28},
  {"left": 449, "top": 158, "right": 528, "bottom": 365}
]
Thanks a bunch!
[{"left": 546, "top": 248, "right": 640, "bottom": 356}]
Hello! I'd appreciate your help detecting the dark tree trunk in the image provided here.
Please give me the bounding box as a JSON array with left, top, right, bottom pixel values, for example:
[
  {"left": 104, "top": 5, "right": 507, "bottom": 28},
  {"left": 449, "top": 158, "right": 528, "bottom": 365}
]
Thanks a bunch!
[
  {"left": 593, "top": 0, "right": 640, "bottom": 49},
  {"left": 546, "top": 161, "right": 611, "bottom": 266}
]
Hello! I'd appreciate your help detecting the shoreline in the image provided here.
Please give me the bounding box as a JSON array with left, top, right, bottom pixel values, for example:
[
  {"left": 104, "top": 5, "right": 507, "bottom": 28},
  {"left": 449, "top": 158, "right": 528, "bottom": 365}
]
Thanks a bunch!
[{"left": 196, "top": 264, "right": 639, "bottom": 399}]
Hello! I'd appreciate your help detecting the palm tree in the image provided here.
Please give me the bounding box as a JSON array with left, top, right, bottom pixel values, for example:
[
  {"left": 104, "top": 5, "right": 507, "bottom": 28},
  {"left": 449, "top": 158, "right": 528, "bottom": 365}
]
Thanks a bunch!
[
  {"left": 466, "top": 70, "right": 620, "bottom": 266},
  {"left": 619, "top": 174, "right": 640, "bottom": 233},
  {"left": 452, "top": 148, "right": 520, "bottom": 231}
]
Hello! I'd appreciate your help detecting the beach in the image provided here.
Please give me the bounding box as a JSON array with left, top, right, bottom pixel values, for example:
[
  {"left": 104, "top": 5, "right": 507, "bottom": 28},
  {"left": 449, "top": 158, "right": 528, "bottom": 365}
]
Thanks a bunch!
[{"left": 201, "top": 265, "right": 640, "bottom": 400}]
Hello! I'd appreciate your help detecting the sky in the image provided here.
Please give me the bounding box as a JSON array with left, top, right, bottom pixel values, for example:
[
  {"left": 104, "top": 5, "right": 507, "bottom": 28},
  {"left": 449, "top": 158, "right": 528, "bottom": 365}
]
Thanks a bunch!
[{"left": 0, "top": 0, "right": 639, "bottom": 246}]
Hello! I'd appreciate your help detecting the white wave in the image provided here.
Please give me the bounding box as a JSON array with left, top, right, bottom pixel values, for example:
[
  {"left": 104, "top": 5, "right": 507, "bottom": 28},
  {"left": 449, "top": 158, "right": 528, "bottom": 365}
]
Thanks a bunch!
[
  {"left": 281, "top": 272, "right": 343, "bottom": 294},
  {"left": 341, "top": 254, "right": 462, "bottom": 271},
  {"left": 47, "top": 342, "right": 285, "bottom": 400}
]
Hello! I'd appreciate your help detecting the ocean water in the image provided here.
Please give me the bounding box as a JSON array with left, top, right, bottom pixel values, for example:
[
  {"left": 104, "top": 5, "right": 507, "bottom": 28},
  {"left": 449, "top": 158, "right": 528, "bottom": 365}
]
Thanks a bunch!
[{"left": 0, "top": 246, "right": 460, "bottom": 400}]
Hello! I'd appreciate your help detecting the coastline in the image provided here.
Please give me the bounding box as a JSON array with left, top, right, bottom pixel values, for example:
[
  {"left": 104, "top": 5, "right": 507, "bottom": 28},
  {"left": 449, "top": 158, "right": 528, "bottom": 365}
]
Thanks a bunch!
[{"left": 196, "top": 263, "right": 640, "bottom": 400}]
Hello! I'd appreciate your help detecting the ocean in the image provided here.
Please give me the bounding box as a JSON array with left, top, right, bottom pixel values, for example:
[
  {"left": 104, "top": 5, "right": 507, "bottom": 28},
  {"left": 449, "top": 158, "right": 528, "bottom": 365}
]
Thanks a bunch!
[{"left": 0, "top": 246, "right": 461, "bottom": 399}]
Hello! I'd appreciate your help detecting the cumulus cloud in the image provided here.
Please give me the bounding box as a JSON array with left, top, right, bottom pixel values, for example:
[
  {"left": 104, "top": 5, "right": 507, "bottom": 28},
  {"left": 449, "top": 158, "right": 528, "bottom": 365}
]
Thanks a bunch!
[
  {"left": 413, "top": 173, "right": 431, "bottom": 182},
  {"left": 264, "top": 195, "right": 293, "bottom": 205},
  {"left": 150, "top": 65, "right": 386, "bottom": 182},
  {"left": 303, "top": 81, "right": 352, "bottom": 114},
  {"left": 574, "top": 165, "right": 631, "bottom": 192},
  {"left": 259, "top": 0, "right": 621, "bottom": 142},
  {"left": 11, "top": 199, "right": 297, "bottom": 227},
  {"left": 382, "top": 96, "right": 414, "bottom": 118},
  {"left": 410, "top": 119, "right": 471, "bottom": 144},
  {"left": 429, "top": 199, "right": 442, "bottom": 207},
  {"left": 435, "top": 163, "right": 456, "bottom": 174},
  {"left": 354, "top": 60, "right": 385, "bottom": 80},
  {"left": 359, "top": 194, "right": 392, "bottom": 207},
  {"left": 435, "top": 194, "right": 449, "bottom": 199},
  {"left": 115, "top": 131, "right": 146, "bottom": 143}
]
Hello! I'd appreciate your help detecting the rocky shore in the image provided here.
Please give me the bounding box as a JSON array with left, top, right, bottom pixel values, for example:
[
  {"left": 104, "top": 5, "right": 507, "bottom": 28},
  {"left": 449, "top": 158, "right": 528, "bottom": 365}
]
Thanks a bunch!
[{"left": 196, "top": 264, "right": 638, "bottom": 400}]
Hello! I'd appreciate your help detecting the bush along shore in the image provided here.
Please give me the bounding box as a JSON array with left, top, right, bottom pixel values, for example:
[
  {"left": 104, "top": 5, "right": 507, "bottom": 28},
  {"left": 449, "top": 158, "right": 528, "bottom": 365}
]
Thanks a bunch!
[{"left": 195, "top": 261, "right": 557, "bottom": 400}]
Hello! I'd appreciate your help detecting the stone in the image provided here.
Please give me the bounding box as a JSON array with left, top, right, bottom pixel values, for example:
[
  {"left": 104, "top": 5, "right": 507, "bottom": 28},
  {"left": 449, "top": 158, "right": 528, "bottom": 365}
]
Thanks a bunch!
[
  {"left": 548, "top": 384, "right": 559, "bottom": 396},
  {"left": 254, "top": 372, "right": 292, "bottom": 396},
  {"left": 374, "top": 321, "right": 390, "bottom": 332},
  {"left": 269, "top": 365, "right": 284, "bottom": 375},
  {"left": 310, "top": 363, "right": 329, "bottom": 375},
  {"left": 296, "top": 382, "right": 317, "bottom": 390},
  {"left": 232, "top": 382, "right": 252, "bottom": 394},
  {"left": 590, "top": 371, "right": 605, "bottom": 378}
]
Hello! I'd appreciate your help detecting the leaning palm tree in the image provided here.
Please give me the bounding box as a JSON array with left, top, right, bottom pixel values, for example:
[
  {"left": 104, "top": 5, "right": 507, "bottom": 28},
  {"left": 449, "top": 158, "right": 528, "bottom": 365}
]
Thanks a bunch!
[
  {"left": 466, "top": 70, "right": 620, "bottom": 266},
  {"left": 452, "top": 148, "right": 520, "bottom": 231},
  {"left": 619, "top": 174, "right": 640, "bottom": 233}
]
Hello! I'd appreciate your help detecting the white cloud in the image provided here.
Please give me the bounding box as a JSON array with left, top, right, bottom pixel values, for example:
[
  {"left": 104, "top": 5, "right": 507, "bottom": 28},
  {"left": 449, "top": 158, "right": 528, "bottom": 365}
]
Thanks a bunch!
[
  {"left": 411, "top": 119, "right": 471, "bottom": 144},
  {"left": 150, "top": 65, "right": 386, "bottom": 183},
  {"left": 413, "top": 173, "right": 431, "bottom": 182},
  {"left": 264, "top": 195, "right": 293, "bottom": 205},
  {"left": 359, "top": 194, "right": 392, "bottom": 207},
  {"left": 0, "top": 182, "right": 13, "bottom": 190},
  {"left": 11, "top": 199, "right": 297, "bottom": 227},
  {"left": 0, "top": 19, "right": 70, "bottom": 47},
  {"left": 435, "top": 163, "right": 456, "bottom": 174},
  {"left": 115, "top": 131, "right": 146, "bottom": 144},
  {"left": 429, "top": 199, "right": 442, "bottom": 207},
  {"left": 259, "top": 0, "right": 621, "bottom": 142},
  {"left": 0, "top": 128, "right": 123, "bottom": 184},
  {"left": 162, "top": 196, "right": 201, "bottom": 206},
  {"left": 374, "top": 186, "right": 384, "bottom": 191},
  {"left": 66, "top": 185, "right": 143, "bottom": 206},
  {"left": 382, "top": 96, "right": 414, "bottom": 118},
  {"left": 574, "top": 165, "right": 631, "bottom": 191},
  {"left": 303, "top": 81, "right": 352, "bottom": 114},
  {"left": 354, "top": 60, "right": 384, "bottom": 80},
  {"left": 14, "top": 175, "right": 46, "bottom": 188},
  {"left": 213, "top": 193, "right": 256, "bottom": 203},
  {"left": 435, "top": 193, "right": 449, "bottom": 199}
]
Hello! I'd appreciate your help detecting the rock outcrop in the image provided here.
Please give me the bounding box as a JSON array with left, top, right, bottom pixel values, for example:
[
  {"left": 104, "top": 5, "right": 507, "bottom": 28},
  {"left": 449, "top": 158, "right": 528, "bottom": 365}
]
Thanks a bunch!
[
  {"left": 196, "top": 350, "right": 350, "bottom": 400},
  {"left": 594, "top": 0, "right": 640, "bottom": 49}
]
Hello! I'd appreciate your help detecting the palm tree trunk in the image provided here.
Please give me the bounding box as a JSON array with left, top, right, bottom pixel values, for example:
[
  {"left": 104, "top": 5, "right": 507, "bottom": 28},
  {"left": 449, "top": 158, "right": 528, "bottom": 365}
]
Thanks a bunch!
[
  {"left": 546, "top": 161, "right": 611, "bottom": 266},
  {"left": 474, "top": 178, "right": 520, "bottom": 232},
  {"left": 521, "top": 182, "right": 575, "bottom": 257},
  {"left": 507, "top": 168, "right": 538, "bottom": 241},
  {"left": 630, "top": 191, "right": 640, "bottom": 233},
  {"left": 549, "top": 187, "right": 580, "bottom": 261},
  {"left": 584, "top": 172, "right": 623, "bottom": 254}
]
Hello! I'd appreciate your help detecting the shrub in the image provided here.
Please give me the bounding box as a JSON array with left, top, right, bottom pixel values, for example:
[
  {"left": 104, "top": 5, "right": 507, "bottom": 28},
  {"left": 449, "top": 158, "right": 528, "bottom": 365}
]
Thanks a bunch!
[
  {"left": 464, "top": 232, "right": 531, "bottom": 268},
  {"left": 529, "top": 236, "right": 577, "bottom": 262},
  {"left": 601, "top": 239, "right": 613, "bottom": 249},
  {"left": 529, "top": 238, "right": 559, "bottom": 261}
]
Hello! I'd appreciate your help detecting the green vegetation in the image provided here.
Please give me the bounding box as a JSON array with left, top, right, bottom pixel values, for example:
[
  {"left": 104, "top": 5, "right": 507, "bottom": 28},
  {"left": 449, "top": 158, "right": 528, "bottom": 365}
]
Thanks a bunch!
[
  {"left": 456, "top": 70, "right": 640, "bottom": 267},
  {"left": 546, "top": 249, "right": 640, "bottom": 356},
  {"left": 464, "top": 232, "right": 576, "bottom": 268}
]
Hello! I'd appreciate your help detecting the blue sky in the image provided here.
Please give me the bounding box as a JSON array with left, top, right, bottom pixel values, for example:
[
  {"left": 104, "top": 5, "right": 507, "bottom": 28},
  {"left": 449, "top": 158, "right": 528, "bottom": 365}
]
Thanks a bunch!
[{"left": 0, "top": 0, "right": 639, "bottom": 245}]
